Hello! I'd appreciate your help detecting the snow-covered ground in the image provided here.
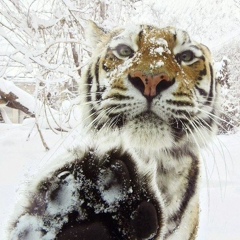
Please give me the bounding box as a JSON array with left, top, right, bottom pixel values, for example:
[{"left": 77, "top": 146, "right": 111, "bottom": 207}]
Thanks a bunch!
[{"left": 0, "top": 123, "right": 240, "bottom": 239}]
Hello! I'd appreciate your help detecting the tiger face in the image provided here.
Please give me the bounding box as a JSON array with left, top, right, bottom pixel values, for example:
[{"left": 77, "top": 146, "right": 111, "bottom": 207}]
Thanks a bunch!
[{"left": 82, "top": 22, "right": 219, "bottom": 151}]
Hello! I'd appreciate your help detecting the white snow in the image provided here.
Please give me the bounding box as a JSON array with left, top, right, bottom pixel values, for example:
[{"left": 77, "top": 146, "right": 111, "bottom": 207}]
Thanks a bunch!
[
  {"left": 45, "top": 174, "right": 81, "bottom": 216},
  {"left": 10, "top": 214, "right": 45, "bottom": 240},
  {"left": 0, "top": 124, "right": 240, "bottom": 239},
  {"left": 198, "top": 133, "right": 240, "bottom": 240},
  {"left": 98, "top": 169, "right": 125, "bottom": 206}
]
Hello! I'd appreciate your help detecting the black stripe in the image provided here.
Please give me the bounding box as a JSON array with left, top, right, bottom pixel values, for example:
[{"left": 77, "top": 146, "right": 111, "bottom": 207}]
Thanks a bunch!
[
  {"left": 166, "top": 100, "right": 193, "bottom": 107},
  {"left": 86, "top": 66, "right": 93, "bottom": 103},
  {"left": 206, "top": 64, "right": 214, "bottom": 105},
  {"left": 173, "top": 33, "right": 177, "bottom": 42},
  {"left": 95, "top": 58, "right": 100, "bottom": 85},
  {"left": 105, "top": 94, "right": 131, "bottom": 101},
  {"left": 172, "top": 92, "right": 190, "bottom": 97},
  {"left": 199, "top": 67, "right": 207, "bottom": 77},
  {"left": 86, "top": 66, "right": 97, "bottom": 122},
  {"left": 195, "top": 86, "right": 208, "bottom": 97},
  {"left": 167, "top": 152, "right": 199, "bottom": 236},
  {"left": 175, "top": 153, "right": 199, "bottom": 220},
  {"left": 95, "top": 58, "right": 101, "bottom": 101}
]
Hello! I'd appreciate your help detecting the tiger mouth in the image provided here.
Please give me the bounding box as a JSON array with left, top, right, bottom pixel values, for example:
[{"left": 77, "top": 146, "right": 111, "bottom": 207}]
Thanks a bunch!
[
  {"left": 104, "top": 104, "right": 195, "bottom": 138},
  {"left": 135, "top": 112, "right": 191, "bottom": 136},
  {"left": 136, "top": 111, "right": 160, "bottom": 119},
  {"left": 129, "top": 111, "right": 167, "bottom": 126}
]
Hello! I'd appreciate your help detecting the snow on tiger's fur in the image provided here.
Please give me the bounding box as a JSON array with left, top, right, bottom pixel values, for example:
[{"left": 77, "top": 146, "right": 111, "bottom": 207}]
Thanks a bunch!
[{"left": 8, "top": 22, "right": 220, "bottom": 240}]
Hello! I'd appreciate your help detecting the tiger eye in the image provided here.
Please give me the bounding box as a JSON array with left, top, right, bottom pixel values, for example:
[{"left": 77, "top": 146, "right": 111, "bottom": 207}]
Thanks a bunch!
[
  {"left": 116, "top": 44, "right": 134, "bottom": 58},
  {"left": 178, "top": 50, "right": 195, "bottom": 62}
]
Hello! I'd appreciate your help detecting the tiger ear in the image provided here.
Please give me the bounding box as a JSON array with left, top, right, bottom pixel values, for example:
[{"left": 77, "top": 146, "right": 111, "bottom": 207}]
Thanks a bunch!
[{"left": 86, "top": 20, "right": 107, "bottom": 48}]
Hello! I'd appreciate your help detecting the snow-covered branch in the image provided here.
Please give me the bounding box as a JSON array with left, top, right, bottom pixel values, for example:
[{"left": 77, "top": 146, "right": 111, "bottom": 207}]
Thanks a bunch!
[
  {"left": 0, "top": 79, "right": 80, "bottom": 131},
  {"left": 0, "top": 79, "right": 36, "bottom": 116}
]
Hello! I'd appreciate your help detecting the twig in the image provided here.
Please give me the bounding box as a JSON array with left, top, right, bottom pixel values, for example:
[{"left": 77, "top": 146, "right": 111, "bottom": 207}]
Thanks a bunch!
[{"left": 35, "top": 121, "right": 50, "bottom": 151}]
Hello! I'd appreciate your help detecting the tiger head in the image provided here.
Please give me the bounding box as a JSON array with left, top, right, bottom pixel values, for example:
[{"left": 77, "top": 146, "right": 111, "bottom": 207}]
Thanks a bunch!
[{"left": 81, "top": 22, "right": 219, "bottom": 151}]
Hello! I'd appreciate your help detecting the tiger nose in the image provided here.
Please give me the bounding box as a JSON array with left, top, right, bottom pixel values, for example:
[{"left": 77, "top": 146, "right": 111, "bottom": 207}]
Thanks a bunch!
[{"left": 129, "top": 71, "right": 172, "bottom": 99}]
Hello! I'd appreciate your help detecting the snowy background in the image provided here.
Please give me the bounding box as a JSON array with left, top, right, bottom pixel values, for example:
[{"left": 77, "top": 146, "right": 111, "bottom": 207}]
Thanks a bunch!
[{"left": 0, "top": 0, "right": 240, "bottom": 239}]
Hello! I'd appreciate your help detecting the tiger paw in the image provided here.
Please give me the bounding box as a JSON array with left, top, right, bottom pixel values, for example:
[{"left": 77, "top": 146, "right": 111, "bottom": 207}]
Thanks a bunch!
[{"left": 9, "top": 149, "right": 163, "bottom": 240}]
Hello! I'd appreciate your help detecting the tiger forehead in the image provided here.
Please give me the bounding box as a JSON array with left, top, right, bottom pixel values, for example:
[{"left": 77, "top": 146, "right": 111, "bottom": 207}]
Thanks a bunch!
[
  {"left": 109, "top": 26, "right": 179, "bottom": 52},
  {"left": 139, "top": 26, "right": 177, "bottom": 51}
]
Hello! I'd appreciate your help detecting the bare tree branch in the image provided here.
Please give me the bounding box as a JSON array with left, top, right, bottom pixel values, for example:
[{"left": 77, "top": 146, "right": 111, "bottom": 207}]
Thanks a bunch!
[{"left": 35, "top": 121, "right": 50, "bottom": 151}]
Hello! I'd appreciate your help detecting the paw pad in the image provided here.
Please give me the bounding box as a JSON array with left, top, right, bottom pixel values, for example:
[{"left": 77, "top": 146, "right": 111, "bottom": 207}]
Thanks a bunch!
[
  {"left": 57, "top": 222, "right": 111, "bottom": 240},
  {"left": 132, "top": 201, "right": 159, "bottom": 239}
]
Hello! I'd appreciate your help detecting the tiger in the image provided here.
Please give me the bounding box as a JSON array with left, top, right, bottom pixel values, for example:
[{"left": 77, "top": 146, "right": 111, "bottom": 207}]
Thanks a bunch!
[{"left": 8, "top": 21, "right": 219, "bottom": 240}]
